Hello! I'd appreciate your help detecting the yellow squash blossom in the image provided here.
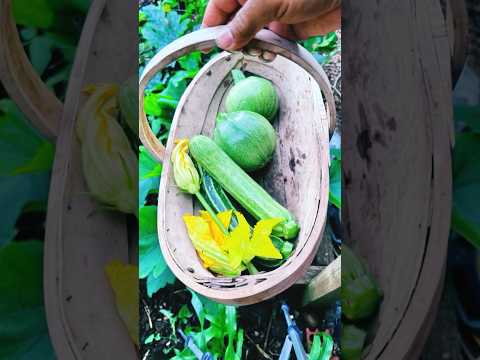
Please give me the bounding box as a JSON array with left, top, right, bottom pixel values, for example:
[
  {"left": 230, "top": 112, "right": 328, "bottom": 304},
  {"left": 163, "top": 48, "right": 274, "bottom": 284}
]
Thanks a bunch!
[
  {"left": 183, "top": 213, "right": 243, "bottom": 276},
  {"left": 199, "top": 210, "right": 232, "bottom": 250},
  {"left": 105, "top": 260, "right": 139, "bottom": 346},
  {"left": 183, "top": 210, "right": 283, "bottom": 276},
  {"left": 227, "top": 211, "right": 283, "bottom": 267},
  {"left": 76, "top": 84, "right": 138, "bottom": 216},
  {"left": 171, "top": 139, "right": 200, "bottom": 194}
]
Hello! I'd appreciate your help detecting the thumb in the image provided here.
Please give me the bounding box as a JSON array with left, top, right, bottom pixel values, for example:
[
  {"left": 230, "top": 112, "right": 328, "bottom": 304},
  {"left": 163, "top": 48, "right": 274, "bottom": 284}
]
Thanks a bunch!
[{"left": 216, "top": 0, "right": 279, "bottom": 50}]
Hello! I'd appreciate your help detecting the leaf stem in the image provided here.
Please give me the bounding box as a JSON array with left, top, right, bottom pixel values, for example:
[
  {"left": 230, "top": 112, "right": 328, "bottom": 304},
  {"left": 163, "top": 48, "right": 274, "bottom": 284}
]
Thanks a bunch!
[
  {"left": 245, "top": 262, "right": 258, "bottom": 275},
  {"left": 195, "top": 192, "right": 229, "bottom": 235}
]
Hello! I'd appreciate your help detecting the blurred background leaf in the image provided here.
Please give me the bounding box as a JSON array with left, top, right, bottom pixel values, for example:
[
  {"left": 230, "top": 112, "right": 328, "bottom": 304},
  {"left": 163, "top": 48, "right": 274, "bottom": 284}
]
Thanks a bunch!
[
  {"left": 139, "top": 206, "right": 175, "bottom": 297},
  {"left": 0, "top": 101, "right": 52, "bottom": 245},
  {"left": 0, "top": 241, "right": 55, "bottom": 359},
  {"left": 452, "top": 133, "right": 480, "bottom": 248}
]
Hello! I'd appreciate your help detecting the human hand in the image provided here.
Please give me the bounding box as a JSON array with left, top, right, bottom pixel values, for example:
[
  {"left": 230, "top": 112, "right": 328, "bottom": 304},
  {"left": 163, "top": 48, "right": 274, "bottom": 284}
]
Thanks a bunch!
[{"left": 202, "top": 0, "right": 341, "bottom": 50}]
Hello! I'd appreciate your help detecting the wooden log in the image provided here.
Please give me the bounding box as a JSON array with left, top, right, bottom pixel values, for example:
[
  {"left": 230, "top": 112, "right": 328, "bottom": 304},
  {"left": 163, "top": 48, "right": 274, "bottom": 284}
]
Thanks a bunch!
[
  {"left": 301, "top": 256, "right": 341, "bottom": 307},
  {"left": 295, "top": 265, "right": 326, "bottom": 285}
]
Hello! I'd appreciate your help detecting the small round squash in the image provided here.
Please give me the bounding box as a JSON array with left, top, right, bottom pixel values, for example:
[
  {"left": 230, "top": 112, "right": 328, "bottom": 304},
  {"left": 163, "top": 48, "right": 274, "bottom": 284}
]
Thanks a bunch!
[
  {"left": 225, "top": 75, "right": 279, "bottom": 121},
  {"left": 213, "top": 111, "right": 277, "bottom": 172}
]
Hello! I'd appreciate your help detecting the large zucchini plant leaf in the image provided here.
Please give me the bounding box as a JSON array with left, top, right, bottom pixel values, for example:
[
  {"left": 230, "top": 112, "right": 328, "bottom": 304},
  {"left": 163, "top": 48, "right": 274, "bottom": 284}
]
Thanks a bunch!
[
  {"left": 140, "top": 5, "right": 188, "bottom": 62},
  {"left": 0, "top": 100, "right": 53, "bottom": 245},
  {"left": 12, "top": 0, "right": 55, "bottom": 28},
  {"left": 454, "top": 105, "right": 480, "bottom": 133},
  {"left": 139, "top": 146, "right": 162, "bottom": 207},
  {"left": 139, "top": 206, "right": 176, "bottom": 296},
  {"left": 0, "top": 241, "right": 55, "bottom": 359},
  {"left": 452, "top": 133, "right": 480, "bottom": 248}
]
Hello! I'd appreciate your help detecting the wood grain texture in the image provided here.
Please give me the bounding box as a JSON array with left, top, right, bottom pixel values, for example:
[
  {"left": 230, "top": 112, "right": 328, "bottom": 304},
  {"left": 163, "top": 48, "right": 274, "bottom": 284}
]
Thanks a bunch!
[
  {"left": 302, "top": 256, "right": 341, "bottom": 306},
  {"left": 295, "top": 265, "right": 326, "bottom": 285},
  {"left": 445, "top": 0, "right": 469, "bottom": 85},
  {"left": 139, "top": 27, "right": 334, "bottom": 305},
  {"left": 43, "top": 0, "right": 137, "bottom": 358},
  {"left": 0, "top": 0, "right": 62, "bottom": 140},
  {"left": 343, "top": 0, "right": 453, "bottom": 358}
]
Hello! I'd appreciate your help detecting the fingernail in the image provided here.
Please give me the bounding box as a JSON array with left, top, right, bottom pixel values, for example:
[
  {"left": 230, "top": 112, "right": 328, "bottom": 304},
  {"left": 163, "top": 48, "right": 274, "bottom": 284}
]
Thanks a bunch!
[
  {"left": 261, "top": 51, "right": 277, "bottom": 62},
  {"left": 216, "top": 29, "right": 234, "bottom": 50}
]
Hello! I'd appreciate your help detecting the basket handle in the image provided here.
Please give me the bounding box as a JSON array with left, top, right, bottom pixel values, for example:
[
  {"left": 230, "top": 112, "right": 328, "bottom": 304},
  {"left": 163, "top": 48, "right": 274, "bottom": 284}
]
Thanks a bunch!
[
  {"left": 139, "top": 26, "right": 337, "bottom": 163},
  {"left": 0, "top": 0, "right": 63, "bottom": 140}
]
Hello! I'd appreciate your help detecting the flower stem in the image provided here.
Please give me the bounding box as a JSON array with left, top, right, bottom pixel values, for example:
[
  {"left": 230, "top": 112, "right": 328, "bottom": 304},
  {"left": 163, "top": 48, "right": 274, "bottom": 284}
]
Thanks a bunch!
[
  {"left": 195, "top": 192, "right": 229, "bottom": 235},
  {"left": 246, "top": 262, "right": 259, "bottom": 275},
  {"left": 232, "top": 69, "right": 246, "bottom": 84}
]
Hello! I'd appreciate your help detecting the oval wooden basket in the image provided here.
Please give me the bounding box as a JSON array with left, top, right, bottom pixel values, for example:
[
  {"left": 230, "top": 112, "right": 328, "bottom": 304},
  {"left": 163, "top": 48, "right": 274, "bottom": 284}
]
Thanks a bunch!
[
  {"left": 0, "top": 0, "right": 137, "bottom": 359},
  {"left": 140, "top": 27, "right": 336, "bottom": 305}
]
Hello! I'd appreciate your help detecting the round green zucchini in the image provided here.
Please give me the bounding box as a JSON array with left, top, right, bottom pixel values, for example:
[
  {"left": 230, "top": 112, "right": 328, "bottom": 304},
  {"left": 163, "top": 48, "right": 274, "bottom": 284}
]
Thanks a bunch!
[
  {"left": 213, "top": 111, "right": 277, "bottom": 172},
  {"left": 225, "top": 73, "right": 279, "bottom": 121}
]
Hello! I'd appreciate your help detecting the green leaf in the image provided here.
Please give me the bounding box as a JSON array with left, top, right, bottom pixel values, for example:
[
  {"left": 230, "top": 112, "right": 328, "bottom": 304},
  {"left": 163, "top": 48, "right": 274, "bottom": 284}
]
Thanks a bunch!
[
  {"left": 452, "top": 133, "right": 480, "bottom": 248},
  {"left": 178, "top": 304, "right": 193, "bottom": 320},
  {"left": 235, "top": 328, "right": 244, "bottom": 360},
  {"left": 0, "top": 241, "right": 55, "bottom": 359},
  {"left": 190, "top": 291, "right": 205, "bottom": 328},
  {"left": 162, "top": 71, "right": 188, "bottom": 100},
  {"left": 0, "top": 100, "right": 53, "bottom": 176},
  {"left": 12, "top": 0, "right": 55, "bottom": 28},
  {"left": 0, "top": 100, "right": 52, "bottom": 245},
  {"left": 190, "top": 291, "right": 207, "bottom": 350},
  {"left": 178, "top": 51, "right": 202, "bottom": 73},
  {"left": 144, "top": 333, "right": 155, "bottom": 344},
  {"left": 20, "top": 27, "right": 37, "bottom": 41},
  {"left": 303, "top": 32, "right": 338, "bottom": 53},
  {"left": 0, "top": 173, "right": 50, "bottom": 245},
  {"left": 139, "top": 206, "right": 175, "bottom": 296},
  {"left": 454, "top": 105, "right": 480, "bottom": 133},
  {"left": 29, "top": 35, "right": 53, "bottom": 76},
  {"left": 140, "top": 5, "right": 188, "bottom": 59},
  {"left": 309, "top": 333, "right": 334, "bottom": 360},
  {"left": 329, "top": 147, "right": 341, "bottom": 208},
  {"left": 224, "top": 306, "right": 237, "bottom": 360},
  {"left": 139, "top": 147, "right": 162, "bottom": 206},
  {"left": 144, "top": 93, "right": 164, "bottom": 117},
  {"left": 12, "top": 142, "right": 54, "bottom": 175}
]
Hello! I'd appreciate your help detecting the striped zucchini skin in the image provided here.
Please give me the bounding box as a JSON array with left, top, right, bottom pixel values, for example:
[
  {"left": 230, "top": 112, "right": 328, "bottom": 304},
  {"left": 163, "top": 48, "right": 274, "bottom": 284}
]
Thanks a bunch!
[
  {"left": 189, "top": 135, "right": 299, "bottom": 239},
  {"left": 199, "top": 167, "right": 239, "bottom": 228}
]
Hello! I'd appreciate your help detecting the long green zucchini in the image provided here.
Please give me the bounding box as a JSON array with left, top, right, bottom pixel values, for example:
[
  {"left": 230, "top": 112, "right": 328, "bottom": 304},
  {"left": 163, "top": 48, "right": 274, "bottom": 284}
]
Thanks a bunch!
[
  {"left": 199, "top": 165, "right": 294, "bottom": 267},
  {"left": 189, "top": 135, "right": 300, "bottom": 239}
]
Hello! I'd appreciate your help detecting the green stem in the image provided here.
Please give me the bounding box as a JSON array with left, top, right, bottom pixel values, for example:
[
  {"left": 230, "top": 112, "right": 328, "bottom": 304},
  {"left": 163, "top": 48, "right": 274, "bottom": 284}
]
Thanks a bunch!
[
  {"left": 195, "top": 192, "right": 229, "bottom": 235},
  {"left": 231, "top": 69, "right": 246, "bottom": 84},
  {"left": 245, "top": 262, "right": 259, "bottom": 275}
]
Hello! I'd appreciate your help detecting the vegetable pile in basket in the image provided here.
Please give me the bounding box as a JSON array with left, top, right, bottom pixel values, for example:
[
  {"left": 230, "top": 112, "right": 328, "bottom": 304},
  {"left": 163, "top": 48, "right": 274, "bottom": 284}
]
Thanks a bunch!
[{"left": 171, "top": 70, "right": 299, "bottom": 276}]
